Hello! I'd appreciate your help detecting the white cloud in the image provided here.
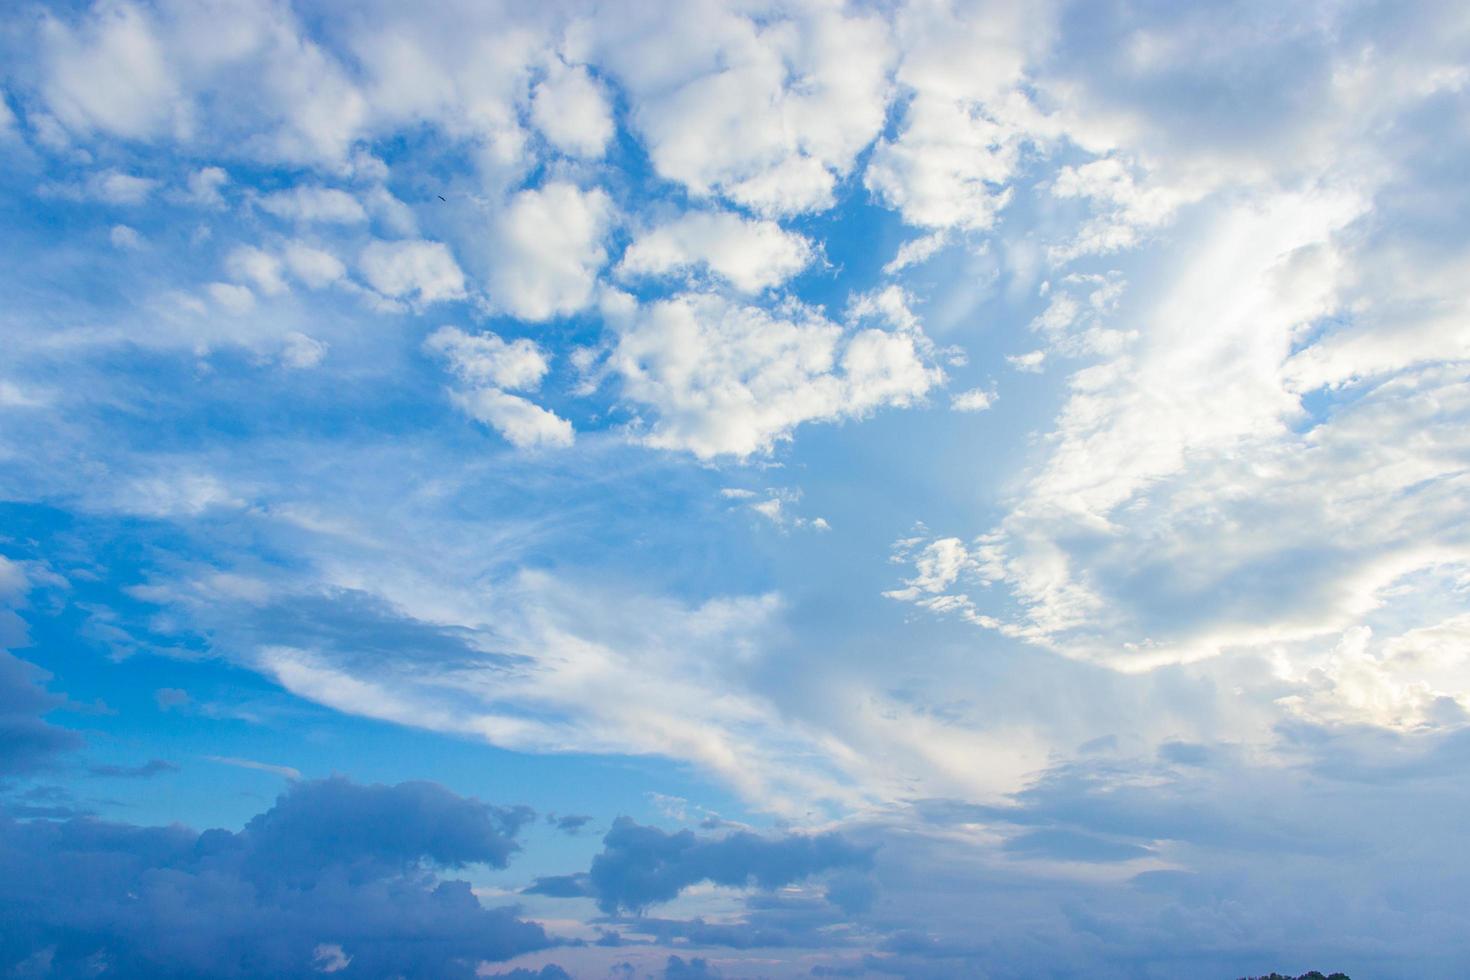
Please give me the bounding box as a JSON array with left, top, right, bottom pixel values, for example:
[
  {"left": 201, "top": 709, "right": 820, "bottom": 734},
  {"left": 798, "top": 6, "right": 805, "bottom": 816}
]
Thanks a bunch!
[
  {"left": 863, "top": 2, "right": 1047, "bottom": 231},
  {"left": 530, "top": 61, "right": 614, "bottom": 158},
  {"left": 604, "top": 290, "right": 941, "bottom": 458},
  {"left": 448, "top": 389, "right": 574, "bottom": 450},
  {"left": 617, "top": 211, "right": 813, "bottom": 293},
  {"left": 226, "top": 245, "right": 288, "bottom": 296},
  {"left": 733, "top": 489, "right": 830, "bottom": 533},
  {"left": 48, "top": 170, "right": 158, "bottom": 206},
  {"left": 185, "top": 166, "right": 228, "bottom": 208},
  {"left": 359, "top": 239, "right": 466, "bottom": 305},
  {"left": 205, "top": 754, "right": 301, "bottom": 781},
  {"left": 951, "top": 388, "right": 995, "bottom": 412},
  {"left": 109, "top": 225, "right": 142, "bottom": 250},
  {"left": 426, "top": 327, "right": 550, "bottom": 392},
  {"left": 886, "top": 186, "right": 1470, "bottom": 688},
  {"left": 282, "top": 242, "right": 346, "bottom": 289},
  {"left": 280, "top": 332, "right": 328, "bottom": 369},
  {"left": 1048, "top": 158, "right": 1200, "bottom": 261},
  {"left": 486, "top": 182, "right": 611, "bottom": 321},
  {"left": 258, "top": 186, "right": 367, "bottom": 224},
  {"left": 884, "top": 231, "right": 951, "bottom": 274},
  {"left": 1006, "top": 350, "right": 1045, "bottom": 373},
  {"left": 206, "top": 282, "right": 254, "bottom": 314},
  {"left": 426, "top": 326, "right": 569, "bottom": 449},
  {"left": 39, "top": 1, "right": 183, "bottom": 140},
  {"left": 586, "top": 0, "right": 893, "bottom": 215}
]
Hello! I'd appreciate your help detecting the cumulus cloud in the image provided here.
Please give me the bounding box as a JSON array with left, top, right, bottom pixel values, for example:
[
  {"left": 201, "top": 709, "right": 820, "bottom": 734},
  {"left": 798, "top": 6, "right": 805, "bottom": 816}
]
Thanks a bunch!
[
  {"left": 617, "top": 211, "right": 813, "bottom": 293},
  {"left": 427, "top": 327, "right": 572, "bottom": 449},
  {"left": 486, "top": 183, "right": 612, "bottom": 321},
  {"left": 530, "top": 62, "right": 614, "bottom": 158},
  {"left": 604, "top": 291, "right": 941, "bottom": 458},
  {"left": 427, "top": 327, "right": 551, "bottom": 393},
  {"left": 0, "top": 778, "right": 550, "bottom": 977},
  {"left": 449, "top": 389, "right": 575, "bottom": 450},
  {"left": 584, "top": 0, "right": 892, "bottom": 214},
  {"left": 359, "top": 239, "right": 466, "bottom": 305},
  {"left": 527, "top": 817, "right": 872, "bottom": 914}
]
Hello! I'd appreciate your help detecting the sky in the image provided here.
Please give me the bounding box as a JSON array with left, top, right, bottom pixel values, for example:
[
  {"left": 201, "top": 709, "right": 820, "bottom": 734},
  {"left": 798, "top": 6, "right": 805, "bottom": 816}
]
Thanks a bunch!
[{"left": 1, "top": 0, "right": 1469, "bottom": 977}]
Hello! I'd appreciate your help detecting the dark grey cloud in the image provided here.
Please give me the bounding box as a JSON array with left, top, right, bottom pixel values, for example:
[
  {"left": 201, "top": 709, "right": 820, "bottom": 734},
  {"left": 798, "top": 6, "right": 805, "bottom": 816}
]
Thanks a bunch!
[
  {"left": 549, "top": 812, "right": 594, "bottom": 835},
  {"left": 578, "top": 817, "right": 874, "bottom": 914},
  {"left": 663, "top": 955, "right": 721, "bottom": 979},
  {"left": 87, "top": 759, "right": 179, "bottom": 779},
  {"left": 0, "top": 778, "right": 551, "bottom": 978},
  {"left": 0, "top": 650, "right": 83, "bottom": 776}
]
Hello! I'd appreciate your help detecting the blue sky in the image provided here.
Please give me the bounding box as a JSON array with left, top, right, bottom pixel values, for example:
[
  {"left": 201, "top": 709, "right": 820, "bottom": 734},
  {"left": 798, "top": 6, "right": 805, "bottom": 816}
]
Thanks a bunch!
[{"left": 2, "top": 1, "right": 1469, "bottom": 977}]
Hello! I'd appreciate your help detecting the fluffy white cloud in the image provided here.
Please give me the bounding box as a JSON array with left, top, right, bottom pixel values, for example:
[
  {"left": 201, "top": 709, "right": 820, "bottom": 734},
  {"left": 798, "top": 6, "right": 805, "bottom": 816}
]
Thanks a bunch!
[
  {"left": 359, "top": 239, "right": 466, "bottom": 305},
  {"left": 604, "top": 290, "right": 941, "bottom": 458},
  {"left": 617, "top": 211, "right": 812, "bottom": 293},
  {"left": 864, "top": 2, "right": 1045, "bottom": 231},
  {"left": 426, "top": 326, "right": 570, "bottom": 449},
  {"left": 448, "top": 389, "right": 574, "bottom": 449},
  {"left": 485, "top": 182, "right": 612, "bottom": 321},
  {"left": 585, "top": 0, "right": 893, "bottom": 214},
  {"left": 530, "top": 61, "right": 614, "bottom": 158},
  {"left": 426, "top": 326, "right": 550, "bottom": 392}
]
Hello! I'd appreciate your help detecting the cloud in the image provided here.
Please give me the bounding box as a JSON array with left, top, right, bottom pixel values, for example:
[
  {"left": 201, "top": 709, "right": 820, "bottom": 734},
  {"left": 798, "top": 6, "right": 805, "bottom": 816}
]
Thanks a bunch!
[
  {"left": 282, "top": 243, "right": 347, "bottom": 289},
  {"left": 950, "top": 388, "right": 995, "bottom": 412},
  {"left": 585, "top": 0, "right": 892, "bottom": 214},
  {"left": 617, "top": 211, "right": 813, "bottom": 293},
  {"left": 38, "top": 1, "right": 183, "bottom": 140},
  {"left": 206, "top": 755, "right": 302, "bottom": 781},
  {"left": 531, "top": 62, "right": 614, "bottom": 158},
  {"left": 0, "top": 558, "right": 83, "bottom": 776},
  {"left": 604, "top": 290, "right": 941, "bottom": 458},
  {"left": 0, "top": 778, "right": 551, "bottom": 977},
  {"left": 535, "top": 817, "right": 873, "bottom": 914},
  {"left": 46, "top": 169, "right": 158, "bottom": 206},
  {"left": 226, "top": 245, "right": 289, "bottom": 296},
  {"left": 258, "top": 186, "right": 368, "bottom": 224},
  {"left": 549, "top": 813, "right": 593, "bottom": 835},
  {"left": 427, "top": 327, "right": 572, "bottom": 449},
  {"left": 486, "top": 183, "right": 612, "bottom": 321},
  {"left": 109, "top": 225, "right": 142, "bottom": 250},
  {"left": 185, "top": 166, "right": 229, "bottom": 208},
  {"left": 427, "top": 327, "right": 551, "bottom": 393},
  {"left": 448, "top": 390, "right": 575, "bottom": 450},
  {"left": 359, "top": 239, "right": 466, "bottom": 305},
  {"left": 87, "top": 759, "right": 179, "bottom": 779}
]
